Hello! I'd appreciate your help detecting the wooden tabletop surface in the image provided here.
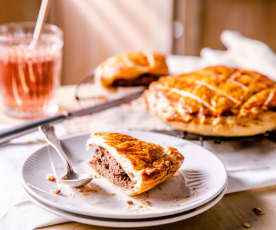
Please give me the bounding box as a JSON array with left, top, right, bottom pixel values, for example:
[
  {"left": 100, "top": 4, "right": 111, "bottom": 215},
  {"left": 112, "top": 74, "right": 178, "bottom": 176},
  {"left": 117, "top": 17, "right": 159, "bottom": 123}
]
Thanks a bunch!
[
  {"left": 41, "top": 185, "right": 276, "bottom": 230},
  {"left": 2, "top": 86, "right": 275, "bottom": 230}
]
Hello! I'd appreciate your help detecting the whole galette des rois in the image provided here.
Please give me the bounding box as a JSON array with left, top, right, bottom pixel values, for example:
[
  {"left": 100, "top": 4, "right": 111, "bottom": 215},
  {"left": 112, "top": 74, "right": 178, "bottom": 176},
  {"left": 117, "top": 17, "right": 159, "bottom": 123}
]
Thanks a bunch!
[{"left": 144, "top": 66, "right": 276, "bottom": 137}]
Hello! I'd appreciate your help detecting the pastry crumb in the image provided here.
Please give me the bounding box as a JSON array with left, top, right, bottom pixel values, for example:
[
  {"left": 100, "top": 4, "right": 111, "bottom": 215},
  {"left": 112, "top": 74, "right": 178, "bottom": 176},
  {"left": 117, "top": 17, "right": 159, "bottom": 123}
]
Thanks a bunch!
[
  {"left": 127, "top": 200, "right": 134, "bottom": 205},
  {"left": 38, "top": 139, "right": 47, "bottom": 144},
  {"left": 68, "top": 192, "right": 75, "bottom": 198},
  {"left": 53, "top": 189, "right": 61, "bottom": 195},
  {"left": 78, "top": 187, "right": 84, "bottom": 193},
  {"left": 47, "top": 174, "right": 56, "bottom": 182},
  {"left": 253, "top": 207, "right": 264, "bottom": 216},
  {"left": 141, "top": 200, "right": 152, "bottom": 206},
  {"left": 78, "top": 184, "right": 98, "bottom": 195},
  {"left": 175, "top": 194, "right": 190, "bottom": 201},
  {"left": 93, "top": 95, "right": 108, "bottom": 101},
  {"left": 27, "top": 141, "right": 35, "bottom": 145},
  {"left": 242, "top": 222, "right": 251, "bottom": 228}
]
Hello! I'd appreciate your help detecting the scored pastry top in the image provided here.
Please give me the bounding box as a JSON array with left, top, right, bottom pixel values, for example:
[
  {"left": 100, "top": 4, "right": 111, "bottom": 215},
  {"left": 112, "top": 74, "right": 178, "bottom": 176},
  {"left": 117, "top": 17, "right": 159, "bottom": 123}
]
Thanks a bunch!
[
  {"left": 89, "top": 132, "right": 183, "bottom": 173},
  {"left": 145, "top": 66, "right": 276, "bottom": 121},
  {"left": 144, "top": 66, "right": 276, "bottom": 136},
  {"left": 88, "top": 132, "right": 184, "bottom": 195},
  {"left": 94, "top": 51, "right": 168, "bottom": 89}
]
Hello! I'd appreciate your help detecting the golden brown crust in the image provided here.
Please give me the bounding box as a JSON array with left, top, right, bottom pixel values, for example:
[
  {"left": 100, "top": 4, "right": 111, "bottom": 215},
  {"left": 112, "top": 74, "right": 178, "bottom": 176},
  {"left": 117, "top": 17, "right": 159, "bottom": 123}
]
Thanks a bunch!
[
  {"left": 94, "top": 52, "right": 168, "bottom": 89},
  {"left": 90, "top": 133, "right": 184, "bottom": 195},
  {"left": 144, "top": 65, "right": 276, "bottom": 136},
  {"left": 93, "top": 132, "right": 183, "bottom": 172}
]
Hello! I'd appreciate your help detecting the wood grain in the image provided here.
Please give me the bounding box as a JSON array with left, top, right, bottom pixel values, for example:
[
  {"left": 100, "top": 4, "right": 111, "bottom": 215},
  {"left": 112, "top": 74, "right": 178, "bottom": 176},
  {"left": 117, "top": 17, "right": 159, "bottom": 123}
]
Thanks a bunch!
[
  {"left": 202, "top": 0, "right": 276, "bottom": 53},
  {"left": 174, "top": 0, "right": 276, "bottom": 55},
  {"left": 0, "top": 0, "right": 40, "bottom": 24},
  {"left": 39, "top": 185, "right": 276, "bottom": 230},
  {"left": 173, "top": 0, "right": 203, "bottom": 56}
]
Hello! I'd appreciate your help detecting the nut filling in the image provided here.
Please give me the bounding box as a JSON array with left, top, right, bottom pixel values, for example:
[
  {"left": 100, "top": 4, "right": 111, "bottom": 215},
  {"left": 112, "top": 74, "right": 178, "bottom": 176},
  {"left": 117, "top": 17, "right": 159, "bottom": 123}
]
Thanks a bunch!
[
  {"left": 111, "top": 74, "right": 162, "bottom": 87},
  {"left": 90, "top": 146, "right": 135, "bottom": 189}
]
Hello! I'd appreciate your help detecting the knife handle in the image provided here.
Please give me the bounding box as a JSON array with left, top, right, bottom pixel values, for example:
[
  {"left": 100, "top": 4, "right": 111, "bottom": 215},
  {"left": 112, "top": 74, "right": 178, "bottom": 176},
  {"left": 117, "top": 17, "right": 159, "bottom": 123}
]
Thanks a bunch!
[{"left": 0, "top": 112, "right": 70, "bottom": 145}]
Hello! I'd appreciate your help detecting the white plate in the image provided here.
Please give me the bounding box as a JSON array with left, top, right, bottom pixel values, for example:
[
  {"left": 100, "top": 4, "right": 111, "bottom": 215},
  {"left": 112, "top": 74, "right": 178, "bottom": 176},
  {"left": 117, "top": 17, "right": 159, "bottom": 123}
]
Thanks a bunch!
[
  {"left": 22, "top": 131, "right": 227, "bottom": 219},
  {"left": 24, "top": 186, "right": 227, "bottom": 228}
]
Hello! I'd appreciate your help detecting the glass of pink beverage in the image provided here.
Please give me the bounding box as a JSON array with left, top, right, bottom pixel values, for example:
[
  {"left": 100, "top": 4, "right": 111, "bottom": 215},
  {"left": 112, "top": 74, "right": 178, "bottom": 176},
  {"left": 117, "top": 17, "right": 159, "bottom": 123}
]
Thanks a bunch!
[{"left": 0, "top": 22, "right": 63, "bottom": 118}]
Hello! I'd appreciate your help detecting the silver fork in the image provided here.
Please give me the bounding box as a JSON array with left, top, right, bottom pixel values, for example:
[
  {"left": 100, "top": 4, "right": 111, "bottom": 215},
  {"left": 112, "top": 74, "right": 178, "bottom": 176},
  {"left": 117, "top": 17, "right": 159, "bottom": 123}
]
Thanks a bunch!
[{"left": 39, "top": 124, "right": 93, "bottom": 188}]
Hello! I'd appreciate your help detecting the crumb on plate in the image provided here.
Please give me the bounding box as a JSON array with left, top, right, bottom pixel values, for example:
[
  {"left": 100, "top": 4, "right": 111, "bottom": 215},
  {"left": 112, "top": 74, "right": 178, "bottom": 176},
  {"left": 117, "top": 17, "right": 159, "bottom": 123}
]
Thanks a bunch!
[
  {"left": 78, "top": 184, "right": 99, "bottom": 196},
  {"left": 47, "top": 174, "right": 56, "bottom": 182},
  {"left": 53, "top": 189, "right": 61, "bottom": 195},
  {"left": 68, "top": 192, "right": 75, "bottom": 198},
  {"left": 127, "top": 200, "right": 134, "bottom": 205},
  {"left": 141, "top": 200, "right": 152, "bottom": 206}
]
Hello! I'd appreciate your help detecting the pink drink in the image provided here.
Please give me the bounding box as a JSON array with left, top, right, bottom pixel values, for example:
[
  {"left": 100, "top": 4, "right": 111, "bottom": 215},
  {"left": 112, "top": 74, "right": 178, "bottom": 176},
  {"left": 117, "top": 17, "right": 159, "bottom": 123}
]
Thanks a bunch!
[{"left": 0, "top": 23, "right": 63, "bottom": 118}]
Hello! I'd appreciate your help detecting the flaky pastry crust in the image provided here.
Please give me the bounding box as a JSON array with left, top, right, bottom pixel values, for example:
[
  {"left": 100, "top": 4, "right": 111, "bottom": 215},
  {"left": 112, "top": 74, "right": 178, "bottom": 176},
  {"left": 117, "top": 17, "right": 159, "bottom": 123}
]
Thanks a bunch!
[
  {"left": 144, "top": 66, "right": 276, "bottom": 136},
  {"left": 94, "top": 52, "right": 168, "bottom": 89},
  {"left": 87, "top": 133, "right": 184, "bottom": 196}
]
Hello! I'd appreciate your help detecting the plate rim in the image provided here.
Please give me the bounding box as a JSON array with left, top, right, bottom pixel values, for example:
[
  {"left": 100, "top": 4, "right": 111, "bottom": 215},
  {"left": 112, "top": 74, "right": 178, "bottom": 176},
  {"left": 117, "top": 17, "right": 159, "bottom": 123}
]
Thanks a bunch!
[
  {"left": 22, "top": 130, "right": 228, "bottom": 219},
  {"left": 24, "top": 185, "right": 227, "bottom": 228}
]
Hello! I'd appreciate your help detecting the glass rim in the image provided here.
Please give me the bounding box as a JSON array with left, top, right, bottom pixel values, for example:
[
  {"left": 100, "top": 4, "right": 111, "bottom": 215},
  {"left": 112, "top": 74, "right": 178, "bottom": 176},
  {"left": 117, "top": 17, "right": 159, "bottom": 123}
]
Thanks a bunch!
[{"left": 0, "top": 21, "right": 63, "bottom": 42}]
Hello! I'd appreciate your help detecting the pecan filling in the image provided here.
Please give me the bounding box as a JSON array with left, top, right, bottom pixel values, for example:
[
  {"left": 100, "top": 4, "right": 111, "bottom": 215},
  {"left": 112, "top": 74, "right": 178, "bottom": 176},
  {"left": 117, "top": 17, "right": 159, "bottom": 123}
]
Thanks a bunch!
[
  {"left": 111, "top": 74, "right": 162, "bottom": 87},
  {"left": 90, "top": 146, "right": 134, "bottom": 189}
]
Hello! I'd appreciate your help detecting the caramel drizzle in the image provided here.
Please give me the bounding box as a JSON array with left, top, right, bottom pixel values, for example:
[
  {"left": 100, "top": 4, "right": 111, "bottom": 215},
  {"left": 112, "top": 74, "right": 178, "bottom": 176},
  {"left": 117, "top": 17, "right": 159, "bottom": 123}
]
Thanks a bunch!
[
  {"left": 203, "top": 69, "right": 246, "bottom": 100},
  {"left": 122, "top": 55, "right": 135, "bottom": 67},
  {"left": 229, "top": 78, "right": 248, "bottom": 90},
  {"left": 177, "top": 98, "right": 186, "bottom": 115},
  {"left": 170, "top": 88, "right": 215, "bottom": 111},
  {"left": 264, "top": 91, "right": 275, "bottom": 106},
  {"left": 228, "top": 72, "right": 248, "bottom": 90},
  {"left": 143, "top": 51, "right": 155, "bottom": 67},
  {"left": 195, "top": 80, "right": 241, "bottom": 104},
  {"left": 122, "top": 52, "right": 155, "bottom": 70}
]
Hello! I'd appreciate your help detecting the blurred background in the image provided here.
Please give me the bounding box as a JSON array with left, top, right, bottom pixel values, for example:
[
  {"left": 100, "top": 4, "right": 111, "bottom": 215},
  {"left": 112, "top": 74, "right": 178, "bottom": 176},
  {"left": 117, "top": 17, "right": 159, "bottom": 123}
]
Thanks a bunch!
[{"left": 1, "top": 0, "right": 275, "bottom": 85}]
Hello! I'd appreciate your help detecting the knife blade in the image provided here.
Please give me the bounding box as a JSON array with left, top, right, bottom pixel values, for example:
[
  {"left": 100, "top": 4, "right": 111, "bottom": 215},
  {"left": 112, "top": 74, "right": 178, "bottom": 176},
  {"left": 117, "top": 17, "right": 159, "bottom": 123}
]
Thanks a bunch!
[{"left": 0, "top": 89, "right": 144, "bottom": 145}]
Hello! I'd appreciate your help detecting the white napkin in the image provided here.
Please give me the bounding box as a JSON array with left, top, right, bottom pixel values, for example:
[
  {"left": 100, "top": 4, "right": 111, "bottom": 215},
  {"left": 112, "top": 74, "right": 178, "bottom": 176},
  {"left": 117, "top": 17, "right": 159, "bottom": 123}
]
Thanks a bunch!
[
  {"left": 200, "top": 30, "right": 276, "bottom": 80},
  {"left": 168, "top": 30, "right": 276, "bottom": 80},
  {"left": 2, "top": 30, "right": 276, "bottom": 229},
  {"left": 0, "top": 127, "right": 69, "bottom": 230}
]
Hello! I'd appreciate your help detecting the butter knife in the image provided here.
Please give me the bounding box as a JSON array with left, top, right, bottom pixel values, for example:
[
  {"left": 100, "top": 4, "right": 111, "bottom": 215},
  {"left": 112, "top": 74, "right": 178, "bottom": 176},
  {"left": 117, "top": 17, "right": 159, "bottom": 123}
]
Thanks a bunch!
[{"left": 0, "top": 89, "right": 144, "bottom": 145}]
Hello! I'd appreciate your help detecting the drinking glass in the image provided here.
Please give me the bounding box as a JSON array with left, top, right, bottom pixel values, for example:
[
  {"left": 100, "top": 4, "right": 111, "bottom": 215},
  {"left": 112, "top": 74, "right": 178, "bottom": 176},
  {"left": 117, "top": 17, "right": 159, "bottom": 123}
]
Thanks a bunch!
[{"left": 0, "top": 22, "right": 63, "bottom": 118}]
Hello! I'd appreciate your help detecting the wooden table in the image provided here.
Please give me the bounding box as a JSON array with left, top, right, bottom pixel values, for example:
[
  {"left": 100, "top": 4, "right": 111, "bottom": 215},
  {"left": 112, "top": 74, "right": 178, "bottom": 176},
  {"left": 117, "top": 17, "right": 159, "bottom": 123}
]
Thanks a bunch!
[
  {"left": 42, "top": 186, "right": 276, "bottom": 230},
  {"left": 2, "top": 86, "right": 276, "bottom": 230}
]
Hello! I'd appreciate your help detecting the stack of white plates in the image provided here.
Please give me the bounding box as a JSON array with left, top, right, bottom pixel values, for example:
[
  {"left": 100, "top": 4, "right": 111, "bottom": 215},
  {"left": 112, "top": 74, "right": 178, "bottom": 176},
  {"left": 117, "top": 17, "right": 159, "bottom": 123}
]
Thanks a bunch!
[{"left": 22, "top": 131, "right": 228, "bottom": 228}]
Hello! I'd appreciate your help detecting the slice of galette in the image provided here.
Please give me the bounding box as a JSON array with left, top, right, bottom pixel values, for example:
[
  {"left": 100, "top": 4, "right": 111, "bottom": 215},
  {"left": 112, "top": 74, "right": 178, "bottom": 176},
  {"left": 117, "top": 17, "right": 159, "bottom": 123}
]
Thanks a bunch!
[{"left": 87, "top": 132, "right": 184, "bottom": 196}]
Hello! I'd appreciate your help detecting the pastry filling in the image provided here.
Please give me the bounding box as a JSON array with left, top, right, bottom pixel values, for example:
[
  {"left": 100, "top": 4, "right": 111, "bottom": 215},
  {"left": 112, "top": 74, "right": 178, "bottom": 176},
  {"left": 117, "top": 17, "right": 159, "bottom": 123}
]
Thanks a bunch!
[
  {"left": 111, "top": 74, "right": 161, "bottom": 87},
  {"left": 90, "top": 146, "right": 135, "bottom": 189}
]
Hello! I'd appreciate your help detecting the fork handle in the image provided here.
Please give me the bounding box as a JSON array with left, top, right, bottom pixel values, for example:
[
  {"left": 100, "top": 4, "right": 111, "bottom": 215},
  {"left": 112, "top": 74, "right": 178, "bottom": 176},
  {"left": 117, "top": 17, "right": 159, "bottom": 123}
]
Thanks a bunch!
[{"left": 39, "top": 124, "right": 75, "bottom": 175}]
